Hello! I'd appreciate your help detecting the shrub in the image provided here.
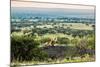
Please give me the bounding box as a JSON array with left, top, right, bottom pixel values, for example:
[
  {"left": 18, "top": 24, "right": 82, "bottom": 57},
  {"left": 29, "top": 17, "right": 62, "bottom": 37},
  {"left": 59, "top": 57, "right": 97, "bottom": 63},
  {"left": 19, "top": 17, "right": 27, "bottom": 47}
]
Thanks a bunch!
[
  {"left": 11, "top": 35, "right": 46, "bottom": 62},
  {"left": 76, "top": 37, "right": 95, "bottom": 56},
  {"left": 57, "top": 37, "right": 70, "bottom": 45},
  {"left": 71, "top": 38, "right": 79, "bottom": 46},
  {"left": 87, "top": 36, "right": 95, "bottom": 50},
  {"left": 30, "top": 48, "right": 48, "bottom": 61},
  {"left": 41, "top": 37, "right": 51, "bottom": 44}
]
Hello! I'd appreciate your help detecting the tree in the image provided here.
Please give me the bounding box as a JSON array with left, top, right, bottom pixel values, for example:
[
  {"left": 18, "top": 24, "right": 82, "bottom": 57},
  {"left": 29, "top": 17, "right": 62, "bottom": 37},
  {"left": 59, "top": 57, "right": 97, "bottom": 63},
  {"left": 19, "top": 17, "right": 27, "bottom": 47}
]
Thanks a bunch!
[{"left": 11, "top": 35, "right": 41, "bottom": 61}]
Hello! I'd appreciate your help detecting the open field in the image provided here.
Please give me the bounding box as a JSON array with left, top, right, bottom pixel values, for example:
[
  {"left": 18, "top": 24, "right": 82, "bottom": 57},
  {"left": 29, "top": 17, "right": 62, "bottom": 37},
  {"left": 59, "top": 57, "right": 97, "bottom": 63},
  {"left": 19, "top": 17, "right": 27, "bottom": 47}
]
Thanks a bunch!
[{"left": 61, "top": 23, "right": 94, "bottom": 30}]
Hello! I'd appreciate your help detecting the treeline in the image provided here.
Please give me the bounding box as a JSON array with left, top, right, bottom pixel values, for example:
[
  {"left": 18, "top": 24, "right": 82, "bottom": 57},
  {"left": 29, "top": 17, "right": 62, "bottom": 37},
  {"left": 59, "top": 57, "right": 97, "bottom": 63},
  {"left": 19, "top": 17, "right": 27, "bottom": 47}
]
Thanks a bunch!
[{"left": 32, "top": 28, "right": 94, "bottom": 37}]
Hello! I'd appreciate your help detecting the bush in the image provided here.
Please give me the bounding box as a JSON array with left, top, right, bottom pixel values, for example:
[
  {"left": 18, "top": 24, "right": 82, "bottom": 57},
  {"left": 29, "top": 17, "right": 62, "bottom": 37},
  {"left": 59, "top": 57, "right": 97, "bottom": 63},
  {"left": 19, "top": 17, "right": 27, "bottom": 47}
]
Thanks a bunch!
[
  {"left": 57, "top": 37, "right": 70, "bottom": 45},
  {"left": 71, "top": 38, "right": 79, "bottom": 46},
  {"left": 76, "top": 37, "right": 95, "bottom": 56},
  {"left": 41, "top": 37, "right": 51, "bottom": 44},
  {"left": 75, "top": 39, "right": 88, "bottom": 56},
  {"left": 87, "top": 36, "right": 95, "bottom": 50},
  {"left": 30, "top": 48, "right": 48, "bottom": 61},
  {"left": 11, "top": 35, "right": 48, "bottom": 62}
]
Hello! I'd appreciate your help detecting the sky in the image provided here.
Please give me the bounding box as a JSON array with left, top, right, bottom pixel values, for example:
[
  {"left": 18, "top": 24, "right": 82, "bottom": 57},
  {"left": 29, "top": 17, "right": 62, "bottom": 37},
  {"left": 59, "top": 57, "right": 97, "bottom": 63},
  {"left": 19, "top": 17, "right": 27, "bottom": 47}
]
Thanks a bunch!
[
  {"left": 11, "top": 0, "right": 96, "bottom": 5},
  {"left": 11, "top": 0, "right": 95, "bottom": 10},
  {"left": 11, "top": 0, "right": 95, "bottom": 19}
]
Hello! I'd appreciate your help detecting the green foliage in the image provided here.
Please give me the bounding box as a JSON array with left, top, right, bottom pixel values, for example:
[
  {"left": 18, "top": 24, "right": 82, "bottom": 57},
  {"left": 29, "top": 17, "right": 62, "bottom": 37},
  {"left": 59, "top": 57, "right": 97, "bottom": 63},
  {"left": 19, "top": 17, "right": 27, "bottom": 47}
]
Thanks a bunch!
[
  {"left": 31, "top": 48, "right": 48, "bottom": 61},
  {"left": 41, "top": 37, "right": 51, "bottom": 43},
  {"left": 11, "top": 22, "right": 95, "bottom": 64},
  {"left": 77, "top": 39, "right": 88, "bottom": 49},
  {"left": 57, "top": 37, "right": 70, "bottom": 45},
  {"left": 76, "top": 35, "right": 95, "bottom": 50},
  {"left": 87, "top": 35, "right": 95, "bottom": 50},
  {"left": 71, "top": 38, "right": 79, "bottom": 46},
  {"left": 75, "top": 36, "right": 95, "bottom": 56},
  {"left": 11, "top": 35, "right": 48, "bottom": 62}
]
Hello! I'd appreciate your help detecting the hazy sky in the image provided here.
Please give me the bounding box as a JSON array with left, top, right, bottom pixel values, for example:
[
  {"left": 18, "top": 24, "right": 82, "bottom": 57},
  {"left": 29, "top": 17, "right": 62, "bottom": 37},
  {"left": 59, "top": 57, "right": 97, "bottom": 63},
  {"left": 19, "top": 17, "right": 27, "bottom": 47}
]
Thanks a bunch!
[
  {"left": 11, "top": 0, "right": 95, "bottom": 10},
  {"left": 11, "top": 0, "right": 96, "bottom": 5}
]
